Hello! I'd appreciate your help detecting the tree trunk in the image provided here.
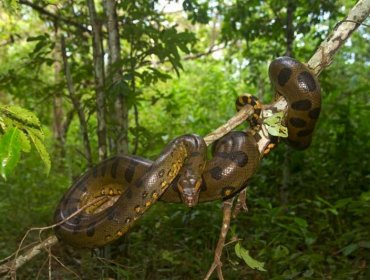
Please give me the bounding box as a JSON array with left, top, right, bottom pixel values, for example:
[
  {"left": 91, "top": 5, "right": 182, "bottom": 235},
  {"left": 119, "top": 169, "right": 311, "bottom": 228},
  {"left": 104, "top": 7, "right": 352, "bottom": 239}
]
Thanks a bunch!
[
  {"left": 104, "top": 0, "right": 129, "bottom": 155},
  {"left": 87, "top": 0, "right": 107, "bottom": 161},
  {"left": 61, "top": 36, "right": 93, "bottom": 167},
  {"left": 52, "top": 24, "right": 65, "bottom": 156},
  {"left": 285, "top": 0, "right": 295, "bottom": 57}
]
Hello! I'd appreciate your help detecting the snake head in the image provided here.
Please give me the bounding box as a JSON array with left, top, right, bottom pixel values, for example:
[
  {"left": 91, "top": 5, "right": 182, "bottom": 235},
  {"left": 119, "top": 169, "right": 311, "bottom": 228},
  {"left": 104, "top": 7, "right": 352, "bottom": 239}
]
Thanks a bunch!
[{"left": 177, "top": 175, "right": 202, "bottom": 208}]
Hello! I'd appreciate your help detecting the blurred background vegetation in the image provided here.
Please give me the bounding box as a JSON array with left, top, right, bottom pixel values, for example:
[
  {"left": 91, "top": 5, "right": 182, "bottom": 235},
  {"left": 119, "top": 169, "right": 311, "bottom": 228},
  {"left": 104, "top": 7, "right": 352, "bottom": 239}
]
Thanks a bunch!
[{"left": 0, "top": 0, "right": 369, "bottom": 279}]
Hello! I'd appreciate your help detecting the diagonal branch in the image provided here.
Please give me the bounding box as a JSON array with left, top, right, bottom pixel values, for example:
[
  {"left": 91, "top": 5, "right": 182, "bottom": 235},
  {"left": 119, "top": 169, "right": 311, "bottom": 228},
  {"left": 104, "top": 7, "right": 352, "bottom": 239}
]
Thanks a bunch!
[
  {"left": 308, "top": 0, "right": 370, "bottom": 75},
  {"left": 19, "top": 0, "right": 90, "bottom": 33}
]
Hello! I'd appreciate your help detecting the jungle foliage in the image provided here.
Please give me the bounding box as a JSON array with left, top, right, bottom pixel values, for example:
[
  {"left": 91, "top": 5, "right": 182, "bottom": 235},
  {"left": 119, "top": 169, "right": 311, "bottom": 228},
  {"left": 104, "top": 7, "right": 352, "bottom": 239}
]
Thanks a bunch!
[{"left": 0, "top": 0, "right": 369, "bottom": 279}]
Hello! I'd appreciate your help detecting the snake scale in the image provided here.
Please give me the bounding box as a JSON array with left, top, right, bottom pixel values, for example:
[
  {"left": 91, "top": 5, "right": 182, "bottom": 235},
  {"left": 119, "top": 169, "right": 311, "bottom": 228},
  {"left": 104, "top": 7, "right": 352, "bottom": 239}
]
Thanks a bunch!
[{"left": 54, "top": 57, "right": 321, "bottom": 248}]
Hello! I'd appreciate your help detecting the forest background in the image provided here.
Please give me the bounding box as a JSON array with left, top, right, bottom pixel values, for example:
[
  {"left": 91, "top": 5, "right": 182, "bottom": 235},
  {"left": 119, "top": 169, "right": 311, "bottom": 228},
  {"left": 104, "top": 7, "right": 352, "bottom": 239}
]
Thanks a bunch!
[{"left": 0, "top": 0, "right": 369, "bottom": 279}]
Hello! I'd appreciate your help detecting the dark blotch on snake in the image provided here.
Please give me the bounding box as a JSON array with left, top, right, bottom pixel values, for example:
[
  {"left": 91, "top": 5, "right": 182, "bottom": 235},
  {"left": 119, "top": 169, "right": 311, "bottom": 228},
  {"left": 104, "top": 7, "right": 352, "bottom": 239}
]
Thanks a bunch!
[
  {"left": 110, "top": 158, "right": 120, "bottom": 179},
  {"left": 278, "top": 67, "right": 292, "bottom": 86},
  {"left": 209, "top": 166, "right": 223, "bottom": 180},
  {"left": 298, "top": 71, "right": 317, "bottom": 92},
  {"left": 86, "top": 222, "right": 96, "bottom": 237},
  {"left": 216, "top": 151, "right": 248, "bottom": 167},
  {"left": 125, "top": 159, "right": 138, "bottom": 183},
  {"left": 291, "top": 99, "right": 312, "bottom": 111},
  {"left": 297, "top": 129, "right": 313, "bottom": 137},
  {"left": 289, "top": 118, "right": 307, "bottom": 128}
]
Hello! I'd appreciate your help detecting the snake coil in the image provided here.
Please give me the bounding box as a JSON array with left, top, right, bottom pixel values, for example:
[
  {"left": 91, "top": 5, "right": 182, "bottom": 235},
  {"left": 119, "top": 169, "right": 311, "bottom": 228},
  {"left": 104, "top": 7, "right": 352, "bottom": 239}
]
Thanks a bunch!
[{"left": 54, "top": 57, "right": 321, "bottom": 248}]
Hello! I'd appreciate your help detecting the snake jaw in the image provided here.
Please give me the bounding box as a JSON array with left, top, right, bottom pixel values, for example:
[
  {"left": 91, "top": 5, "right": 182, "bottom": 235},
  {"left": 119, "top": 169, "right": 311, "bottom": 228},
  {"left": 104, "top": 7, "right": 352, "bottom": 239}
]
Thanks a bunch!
[{"left": 178, "top": 176, "right": 202, "bottom": 208}]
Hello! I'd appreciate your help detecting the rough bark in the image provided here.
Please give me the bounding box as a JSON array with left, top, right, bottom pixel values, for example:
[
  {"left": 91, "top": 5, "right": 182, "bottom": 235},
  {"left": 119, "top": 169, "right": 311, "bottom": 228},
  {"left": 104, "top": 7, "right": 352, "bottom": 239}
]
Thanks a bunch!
[
  {"left": 104, "top": 0, "right": 129, "bottom": 155},
  {"left": 0, "top": 236, "right": 58, "bottom": 276},
  {"left": 87, "top": 0, "right": 107, "bottom": 160},
  {"left": 52, "top": 23, "right": 65, "bottom": 155},
  {"left": 308, "top": 0, "right": 370, "bottom": 75},
  {"left": 61, "top": 36, "right": 93, "bottom": 167}
]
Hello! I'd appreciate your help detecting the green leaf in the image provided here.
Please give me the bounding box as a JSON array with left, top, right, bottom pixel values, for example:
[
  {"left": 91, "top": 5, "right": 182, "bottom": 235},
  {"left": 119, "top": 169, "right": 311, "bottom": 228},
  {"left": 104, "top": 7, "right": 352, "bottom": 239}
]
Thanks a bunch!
[
  {"left": 264, "top": 112, "right": 288, "bottom": 138},
  {"left": 342, "top": 243, "right": 359, "bottom": 256},
  {"left": 272, "top": 245, "right": 289, "bottom": 259},
  {"left": 18, "top": 130, "right": 31, "bottom": 152},
  {"left": 235, "top": 243, "right": 266, "bottom": 272},
  {"left": 27, "top": 129, "right": 50, "bottom": 175},
  {"left": 0, "top": 105, "right": 41, "bottom": 130},
  {"left": 0, "top": 127, "right": 21, "bottom": 180},
  {"left": 264, "top": 111, "right": 284, "bottom": 126},
  {"left": 293, "top": 217, "right": 308, "bottom": 229}
]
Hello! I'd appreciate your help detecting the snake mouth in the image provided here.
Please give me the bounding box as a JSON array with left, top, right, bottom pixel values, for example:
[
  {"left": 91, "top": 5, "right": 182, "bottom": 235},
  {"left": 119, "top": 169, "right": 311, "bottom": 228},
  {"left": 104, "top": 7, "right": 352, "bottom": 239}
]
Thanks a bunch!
[
  {"left": 182, "top": 194, "right": 199, "bottom": 207},
  {"left": 181, "top": 193, "right": 199, "bottom": 208}
]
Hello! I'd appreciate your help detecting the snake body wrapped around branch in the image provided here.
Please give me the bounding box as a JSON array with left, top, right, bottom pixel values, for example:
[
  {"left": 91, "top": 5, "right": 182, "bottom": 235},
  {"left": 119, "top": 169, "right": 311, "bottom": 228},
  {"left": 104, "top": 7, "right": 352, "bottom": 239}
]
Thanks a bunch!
[{"left": 54, "top": 57, "right": 321, "bottom": 248}]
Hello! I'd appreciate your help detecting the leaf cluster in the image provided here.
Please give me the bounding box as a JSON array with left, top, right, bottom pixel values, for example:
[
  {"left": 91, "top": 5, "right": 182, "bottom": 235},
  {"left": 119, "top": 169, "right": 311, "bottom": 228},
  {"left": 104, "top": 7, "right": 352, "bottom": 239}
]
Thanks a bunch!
[{"left": 0, "top": 105, "right": 50, "bottom": 180}]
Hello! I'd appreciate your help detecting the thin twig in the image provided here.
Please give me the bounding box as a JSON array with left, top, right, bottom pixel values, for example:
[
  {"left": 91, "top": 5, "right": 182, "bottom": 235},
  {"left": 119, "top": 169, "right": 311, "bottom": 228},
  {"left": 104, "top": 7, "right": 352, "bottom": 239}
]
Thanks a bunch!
[
  {"left": 0, "top": 197, "right": 108, "bottom": 277},
  {"left": 19, "top": 0, "right": 90, "bottom": 33},
  {"left": 36, "top": 256, "right": 49, "bottom": 280},
  {"left": 52, "top": 255, "right": 82, "bottom": 279},
  {"left": 204, "top": 198, "right": 234, "bottom": 280},
  {"left": 48, "top": 246, "right": 52, "bottom": 280}
]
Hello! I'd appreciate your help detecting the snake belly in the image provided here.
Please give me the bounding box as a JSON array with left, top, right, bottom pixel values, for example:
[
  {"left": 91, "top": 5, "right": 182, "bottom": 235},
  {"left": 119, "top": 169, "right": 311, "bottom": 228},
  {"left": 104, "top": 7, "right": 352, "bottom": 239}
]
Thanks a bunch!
[
  {"left": 269, "top": 57, "right": 321, "bottom": 149},
  {"left": 54, "top": 134, "right": 206, "bottom": 248}
]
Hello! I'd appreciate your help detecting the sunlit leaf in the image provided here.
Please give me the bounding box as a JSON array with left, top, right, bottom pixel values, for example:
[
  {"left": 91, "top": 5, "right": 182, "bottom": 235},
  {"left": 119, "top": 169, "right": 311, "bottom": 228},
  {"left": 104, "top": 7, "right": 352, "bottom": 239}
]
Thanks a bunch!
[
  {"left": 0, "top": 105, "right": 41, "bottom": 130},
  {"left": 27, "top": 129, "right": 50, "bottom": 175},
  {"left": 18, "top": 129, "right": 31, "bottom": 153},
  {"left": 0, "top": 127, "right": 21, "bottom": 180},
  {"left": 264, "top": 112, "right": 288, "bottom": 138},
  {"left": 235, "top": 242, "right": 266, "bottom": 272}
]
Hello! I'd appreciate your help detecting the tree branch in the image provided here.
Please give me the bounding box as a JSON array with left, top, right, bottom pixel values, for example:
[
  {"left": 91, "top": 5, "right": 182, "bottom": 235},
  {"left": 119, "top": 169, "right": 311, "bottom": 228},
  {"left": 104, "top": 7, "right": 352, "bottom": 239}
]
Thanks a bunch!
[
  {"left": 87, "top": 0, "right": 107, "bottom": 161},
  {"left": 308, "top": 0, "right": 370, "bottom": 75},
  {"left": 184, "top": 45, "right": 226, "bottom": 60},
  {"left": 104, "top": 0, "right": 129, "bottom": 155},
  {"left": 61, "top": 35, "right": 93, "bottom": 167},
  {"left": 19, "top": 0, "right": 90, "bottom": 33},
  {"left": 0, "top": 236, "right": 58, "bottom": 276}
]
